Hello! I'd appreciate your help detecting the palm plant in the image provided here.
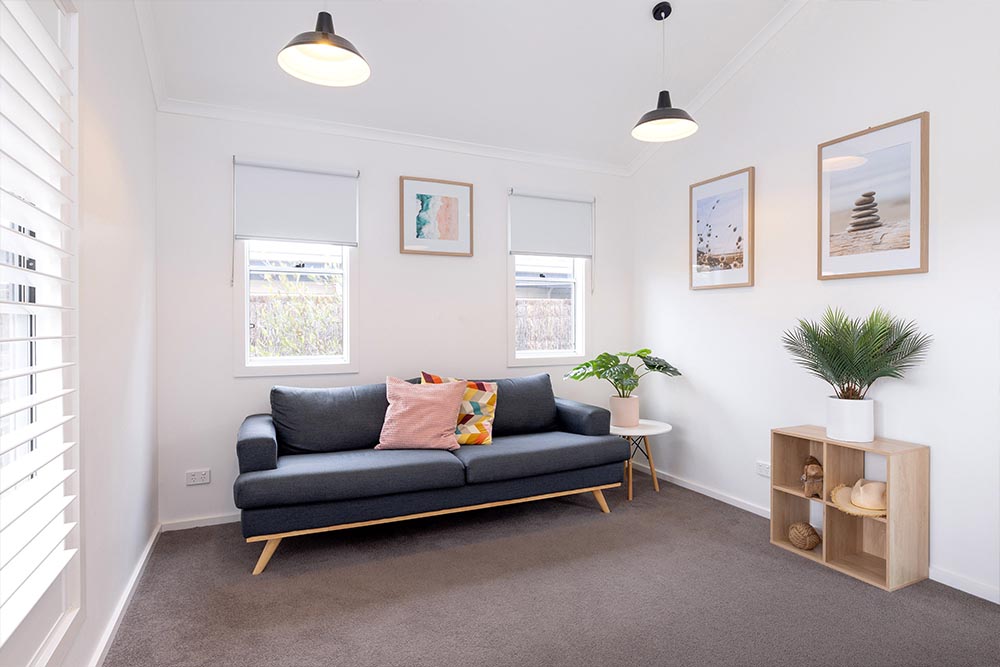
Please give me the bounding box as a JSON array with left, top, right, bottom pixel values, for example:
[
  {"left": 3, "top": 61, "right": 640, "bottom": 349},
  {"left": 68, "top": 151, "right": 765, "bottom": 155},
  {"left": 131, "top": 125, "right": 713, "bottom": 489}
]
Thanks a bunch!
[
  {"left": 782, "top": 307, "right": 931, "bottom": 400},
  {"left": 565, "top": 349, "right": 681, "bottom": 398}
]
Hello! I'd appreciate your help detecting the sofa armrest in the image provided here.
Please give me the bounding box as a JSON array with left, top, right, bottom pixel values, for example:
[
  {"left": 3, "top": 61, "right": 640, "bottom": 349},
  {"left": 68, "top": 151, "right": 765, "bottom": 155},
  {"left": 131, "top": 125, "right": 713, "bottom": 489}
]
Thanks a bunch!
[
  {"left": 237, "top": 414, "right": 278, "bottom": 473},
  {"left": 555, "top": 397, "right": 611, "bottom": 436}
]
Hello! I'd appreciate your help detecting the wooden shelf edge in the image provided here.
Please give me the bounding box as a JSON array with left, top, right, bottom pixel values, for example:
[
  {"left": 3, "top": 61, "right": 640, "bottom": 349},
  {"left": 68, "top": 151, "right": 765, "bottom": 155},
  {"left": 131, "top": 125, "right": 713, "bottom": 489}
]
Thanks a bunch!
[
  {"left": 824, "top": 500, "right": 887, "bottom": 523},
  {"left": 825, "top": 557, "right": 888, "bottom": 590},
  {"left": 772, "top": 484, "right": 824, "bottom": 502},
  {"left": 770, "top": 538, "right": 823, "bottom": 563},
  {"left": 771, "top": 425, "right": 928, "bottom": 455}
]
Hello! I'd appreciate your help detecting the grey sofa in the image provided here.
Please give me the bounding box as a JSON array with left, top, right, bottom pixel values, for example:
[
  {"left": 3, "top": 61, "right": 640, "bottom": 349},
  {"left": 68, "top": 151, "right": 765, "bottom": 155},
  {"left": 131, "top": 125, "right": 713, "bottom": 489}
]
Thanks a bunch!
[{"left": 233, "top": 373, "right": 629, "bottom": 574}]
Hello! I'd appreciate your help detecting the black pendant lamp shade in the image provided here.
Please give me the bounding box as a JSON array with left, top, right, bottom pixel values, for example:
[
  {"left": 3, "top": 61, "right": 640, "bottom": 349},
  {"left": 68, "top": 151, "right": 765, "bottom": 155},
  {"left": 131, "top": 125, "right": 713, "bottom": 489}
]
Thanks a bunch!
[
  {"left": 277, "top": 11, "right": 371, "bottom": 87},
  {"left": 632, "top": 2, "right": 698, "bottom": 142},
  {"left": 631, "top": 90, "right": 698, "bottom": 142}
]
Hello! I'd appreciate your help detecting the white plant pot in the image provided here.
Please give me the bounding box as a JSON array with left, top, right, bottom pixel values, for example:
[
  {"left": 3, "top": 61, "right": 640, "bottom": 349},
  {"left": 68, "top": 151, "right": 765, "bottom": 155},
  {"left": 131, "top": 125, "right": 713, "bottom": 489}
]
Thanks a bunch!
[
  {"left": 826, "top": 397, "right": 875, "bottom": 442},
  {"left": 609, "top": 396, "right": 640, "bottom": 427}
]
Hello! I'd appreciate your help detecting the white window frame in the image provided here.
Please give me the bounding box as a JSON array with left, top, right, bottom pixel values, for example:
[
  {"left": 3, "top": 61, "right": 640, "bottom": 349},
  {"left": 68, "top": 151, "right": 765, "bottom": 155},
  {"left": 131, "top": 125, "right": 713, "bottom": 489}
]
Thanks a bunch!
[
  {"left": 507, "top": 254, "right": 588, "bottom": 368},
  {"left": 233, "top": 240, "right": 359, "bottom": 377}
]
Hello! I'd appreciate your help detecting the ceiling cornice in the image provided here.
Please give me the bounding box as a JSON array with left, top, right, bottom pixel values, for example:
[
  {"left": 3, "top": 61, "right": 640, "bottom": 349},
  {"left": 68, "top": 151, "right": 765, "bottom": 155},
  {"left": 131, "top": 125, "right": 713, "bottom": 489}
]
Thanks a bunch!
[
  {"left": 156, "top": 96, "right": 633, "bottom": 176},
  {"left": 625, "top": 0, "right": 811, "bottom": 176},
  {"left": 132, "top": 0, "right": 810, "bottom": 178}
]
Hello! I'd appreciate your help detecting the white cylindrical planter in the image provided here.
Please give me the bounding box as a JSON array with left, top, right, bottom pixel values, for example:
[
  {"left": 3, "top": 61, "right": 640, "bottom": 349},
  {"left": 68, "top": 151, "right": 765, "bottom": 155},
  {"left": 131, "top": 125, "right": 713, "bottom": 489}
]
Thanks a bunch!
[
  {"left": 609, "top": 396, "right": 640, "bottom": 427},
  {"left": 826, "top": 397, "right": 875, "bottom": 442}
]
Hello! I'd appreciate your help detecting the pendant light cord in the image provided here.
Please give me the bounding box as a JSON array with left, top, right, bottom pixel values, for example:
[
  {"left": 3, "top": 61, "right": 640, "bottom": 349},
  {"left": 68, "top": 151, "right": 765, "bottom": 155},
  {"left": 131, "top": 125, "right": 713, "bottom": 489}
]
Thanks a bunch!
[{"left": 661, "top": 16, "right": 667, "bottom": 86}]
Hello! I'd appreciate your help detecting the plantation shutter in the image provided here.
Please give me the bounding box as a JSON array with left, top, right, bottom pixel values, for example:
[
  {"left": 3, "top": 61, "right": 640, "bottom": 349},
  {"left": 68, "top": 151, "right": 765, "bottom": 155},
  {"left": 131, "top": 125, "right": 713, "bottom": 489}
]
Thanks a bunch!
[
  {"left": 507, "top": 189, "right": 595, "bottom": 258},
  {"left": 233, "top": 159, "right": 360, "bottom": 246},
  {"left": 0, "top": 0, "right": 80, "bottom": 647}
]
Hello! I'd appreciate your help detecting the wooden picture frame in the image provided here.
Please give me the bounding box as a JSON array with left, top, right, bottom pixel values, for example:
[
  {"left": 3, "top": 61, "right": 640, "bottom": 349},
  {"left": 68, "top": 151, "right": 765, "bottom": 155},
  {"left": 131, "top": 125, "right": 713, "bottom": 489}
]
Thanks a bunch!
[
  {"left": 399, "top": 176, "right": 474, "bottom": 257},
  {"left": 817, "top": 112, "right": 929, "bottom": 280},
  {"left": 689, "top": 166, "right": 755, "bottom": 290}
]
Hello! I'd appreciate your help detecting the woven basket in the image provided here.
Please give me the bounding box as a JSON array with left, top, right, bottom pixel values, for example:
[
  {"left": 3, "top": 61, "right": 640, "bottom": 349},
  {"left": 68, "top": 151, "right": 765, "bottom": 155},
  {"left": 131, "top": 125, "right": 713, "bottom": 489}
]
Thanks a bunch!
[{"left": 788, "top": 522, "right": 821, "bottom": 551}]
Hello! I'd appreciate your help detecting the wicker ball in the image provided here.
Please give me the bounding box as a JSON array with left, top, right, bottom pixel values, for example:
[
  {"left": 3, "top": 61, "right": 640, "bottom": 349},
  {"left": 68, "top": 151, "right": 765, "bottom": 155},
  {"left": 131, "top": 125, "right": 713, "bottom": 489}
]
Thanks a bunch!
[{"left": 788, "top": 522, "right": 821, "bottom": 551}]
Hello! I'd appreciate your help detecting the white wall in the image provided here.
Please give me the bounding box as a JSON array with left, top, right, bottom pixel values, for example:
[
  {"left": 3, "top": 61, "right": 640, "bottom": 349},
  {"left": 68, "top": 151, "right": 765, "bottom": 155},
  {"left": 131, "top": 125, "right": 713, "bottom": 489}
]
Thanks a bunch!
[
  {"left": 58, "top": 1, "right": 159, "bottom": 665},
  {"left": 630, "top": 1, "right": 1000, "bottom": 602},
  {"left": 155, "top": 112, "right": 634, "bottom": 525}
]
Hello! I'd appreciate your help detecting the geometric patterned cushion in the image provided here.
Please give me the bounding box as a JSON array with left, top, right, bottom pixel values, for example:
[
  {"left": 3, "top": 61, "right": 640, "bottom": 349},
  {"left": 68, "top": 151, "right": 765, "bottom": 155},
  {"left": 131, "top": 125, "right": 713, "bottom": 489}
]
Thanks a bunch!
[{"left": 420, "top": 371, "right": 498, "bottom": 445}]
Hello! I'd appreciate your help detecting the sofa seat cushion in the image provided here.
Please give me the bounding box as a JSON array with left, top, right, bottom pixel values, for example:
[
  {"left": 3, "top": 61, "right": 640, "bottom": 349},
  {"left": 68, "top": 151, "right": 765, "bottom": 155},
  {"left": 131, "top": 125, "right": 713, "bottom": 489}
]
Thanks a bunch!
[
  {"left": 451, "top": 432, "right": 630, "bottom": 484},
  {"left": 234, "top": 449, "right": 466, "bottom": 510}
]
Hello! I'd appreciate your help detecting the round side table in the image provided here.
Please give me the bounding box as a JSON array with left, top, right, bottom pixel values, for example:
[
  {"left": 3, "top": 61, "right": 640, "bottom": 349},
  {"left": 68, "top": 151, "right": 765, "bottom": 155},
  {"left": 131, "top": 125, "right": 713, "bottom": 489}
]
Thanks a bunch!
[{"left": 610, "top": 419, "right": 673, "bottom": 501}]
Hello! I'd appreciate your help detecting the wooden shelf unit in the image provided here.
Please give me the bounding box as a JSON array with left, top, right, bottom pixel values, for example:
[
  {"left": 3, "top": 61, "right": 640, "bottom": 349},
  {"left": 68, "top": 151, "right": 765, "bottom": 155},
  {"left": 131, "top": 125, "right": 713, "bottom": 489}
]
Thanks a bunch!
[{"left": 770, "top": 425, "right": 929, "bottom": 591}]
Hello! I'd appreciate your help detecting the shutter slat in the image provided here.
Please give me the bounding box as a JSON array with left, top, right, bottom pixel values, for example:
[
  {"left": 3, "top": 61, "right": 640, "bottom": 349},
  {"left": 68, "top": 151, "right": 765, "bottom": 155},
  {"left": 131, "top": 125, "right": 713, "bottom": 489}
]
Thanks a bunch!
[
  {"left": 0, "top": 361, "right": 73, "bottom": 382},
  {"left": 0, "top": 521, "right": 76, "bottom": 607},
  {"left": 0, "top": 262, "right": 72, "bottom": 283},
  {"left": 0, "top": 75, "right": 72, "bottom": 152},
  {"left": 0, "top": 38, "right": 69, "bottom": 127},
  {"left": 0, "top": 335, "right": 74, "bottom": 343},
  {"left": 0, "top": 468, "right": 74, "bottom": 531},
  {"left": 0, "top": 548, "right": 76, "bottom": 646},
  {"left": 1, "top": 149, "right": 72, "bottom": 204},
  {"left": 2, "top": 0, "right": 73, "bottom": 73},
  {"left": 0, "top": 389, "right": 74, "bottom": 418},
  {"left": 1, "top": 113, "right": 72, "bottom": 177},
  {"left": 0, "top": 492, "right": 74, "bottom": 566},
  {"left": 0, "top": 414, "right": 74, "bottom": 456},
  {"left": 0, "top": 441, "right": 76, "bottom": 493}
]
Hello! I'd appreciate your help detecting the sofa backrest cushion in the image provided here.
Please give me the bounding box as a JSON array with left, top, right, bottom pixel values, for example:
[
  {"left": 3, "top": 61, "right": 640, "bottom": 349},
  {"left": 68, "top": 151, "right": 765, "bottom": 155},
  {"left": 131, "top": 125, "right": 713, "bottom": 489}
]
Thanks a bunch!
[
  {"left": 271, "top": 384, "right": 388, "bottom": 454},
  {"left": 482, "top": 373, "right": 558, "bottom": 437}
]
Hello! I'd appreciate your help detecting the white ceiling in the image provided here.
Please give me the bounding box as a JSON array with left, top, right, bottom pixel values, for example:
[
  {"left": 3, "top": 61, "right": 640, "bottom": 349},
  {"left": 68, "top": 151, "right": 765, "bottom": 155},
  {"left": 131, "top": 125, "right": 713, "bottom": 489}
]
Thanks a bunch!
[{"left": 138, "top": 0, "right": 797, "bottom": 172}]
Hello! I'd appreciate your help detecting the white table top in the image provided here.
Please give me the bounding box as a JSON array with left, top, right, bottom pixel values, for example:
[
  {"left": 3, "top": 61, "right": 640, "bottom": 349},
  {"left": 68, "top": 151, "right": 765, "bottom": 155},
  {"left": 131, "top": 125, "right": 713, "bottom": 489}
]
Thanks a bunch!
[{"left": 609, "top": 419, "right": 673, "bottom": 437}]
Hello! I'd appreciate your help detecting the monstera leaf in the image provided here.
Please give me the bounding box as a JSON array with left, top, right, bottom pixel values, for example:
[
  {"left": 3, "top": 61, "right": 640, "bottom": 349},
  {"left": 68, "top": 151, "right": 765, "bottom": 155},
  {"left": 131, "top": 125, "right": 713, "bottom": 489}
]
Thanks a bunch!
[
  {"left": 565, "top": 348, "right": 681, "bottom": 397},
  {"left": 640, "top": 355, "right": 681, "bottom": 377}
]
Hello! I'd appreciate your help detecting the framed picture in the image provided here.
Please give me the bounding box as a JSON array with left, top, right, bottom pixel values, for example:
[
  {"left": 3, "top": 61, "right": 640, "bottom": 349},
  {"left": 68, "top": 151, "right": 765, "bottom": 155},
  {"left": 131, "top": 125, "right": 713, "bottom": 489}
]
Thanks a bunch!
[
  {"left": 399, "top": 176, "right": 473, "bottom": 256},
  {"left": 689, "top": 167, "right": 755, "bottom": 290},
  {"left": 818, "top": 112, "right": 928, "bottom": 280}
]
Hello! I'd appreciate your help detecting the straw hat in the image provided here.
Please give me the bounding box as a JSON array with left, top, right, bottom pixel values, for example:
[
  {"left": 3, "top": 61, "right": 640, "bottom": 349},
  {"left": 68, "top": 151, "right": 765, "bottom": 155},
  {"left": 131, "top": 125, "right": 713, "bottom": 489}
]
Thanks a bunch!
[{"left": 830, "top": 479, "right": 887, "bottom": 517}]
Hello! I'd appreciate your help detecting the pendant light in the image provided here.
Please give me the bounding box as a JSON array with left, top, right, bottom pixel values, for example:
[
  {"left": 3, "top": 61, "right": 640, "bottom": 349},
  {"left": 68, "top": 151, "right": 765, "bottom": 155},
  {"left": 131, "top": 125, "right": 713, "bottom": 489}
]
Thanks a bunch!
[
  {"left": 632, "top": 2, "right": 698, "bottom": 142},
  {"left": 278, "top": 11, "right": 371, "bottom": 87}
]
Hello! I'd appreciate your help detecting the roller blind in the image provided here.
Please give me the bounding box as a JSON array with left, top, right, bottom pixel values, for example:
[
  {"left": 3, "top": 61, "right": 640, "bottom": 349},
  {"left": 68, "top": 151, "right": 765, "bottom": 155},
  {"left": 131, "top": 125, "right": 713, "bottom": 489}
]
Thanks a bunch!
[
  {"left": 0, "top": 0, "right": 79, "bottom": 648},
  {"left": 233, "top": 160, "right": 359, "bottom": 246},
  {"left": 508, "top": 189, "right": 594, "bottom": 258}
]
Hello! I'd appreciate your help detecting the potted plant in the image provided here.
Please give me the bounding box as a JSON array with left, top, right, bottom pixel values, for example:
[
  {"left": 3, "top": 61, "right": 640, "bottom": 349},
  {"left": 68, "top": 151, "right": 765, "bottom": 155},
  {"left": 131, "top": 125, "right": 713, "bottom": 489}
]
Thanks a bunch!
[
  {"left": 565, "top": 349, "right": 681, "bottom": 427},
  {"left": 782, "top": 307, "right": 931, "bottom": 442}
]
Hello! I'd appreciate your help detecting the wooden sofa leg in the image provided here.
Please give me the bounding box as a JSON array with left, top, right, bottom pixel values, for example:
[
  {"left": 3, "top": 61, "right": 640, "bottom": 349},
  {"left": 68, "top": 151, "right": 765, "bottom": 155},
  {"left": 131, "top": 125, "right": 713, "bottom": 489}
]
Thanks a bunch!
[
  {"left": 592, "top": 489, "right": 610, "bottom": 514},
  {"left": 252, "top": 538, "right": 282, "bottom": 575}
]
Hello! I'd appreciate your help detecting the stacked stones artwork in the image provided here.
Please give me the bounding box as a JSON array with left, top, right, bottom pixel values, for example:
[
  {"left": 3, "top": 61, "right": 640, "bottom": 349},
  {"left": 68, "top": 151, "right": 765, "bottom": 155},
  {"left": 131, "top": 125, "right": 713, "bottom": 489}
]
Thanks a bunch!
[{"left": 849, "top": 191, "right": 882, "bottom": 232}]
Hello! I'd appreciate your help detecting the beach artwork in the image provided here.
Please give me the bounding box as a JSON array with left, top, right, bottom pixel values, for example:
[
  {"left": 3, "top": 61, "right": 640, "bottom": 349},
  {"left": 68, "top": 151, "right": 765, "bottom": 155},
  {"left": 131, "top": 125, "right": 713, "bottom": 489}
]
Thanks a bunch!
[
  {"left": 400, "top": 177, "right": 473, "bottom": 256},
  {"left": 828, "top": 143, "right": 911, "bottom": 257},
  {"left": 696, "top": 188, "right": 745, "bottom": 272},
  {"left": 819, "top": 113, "right": 928, "bottom": 279},
  {"left": 415, "top": 194, "right": 459, "bottom": 240},
  {"left": 689, "top": 167, "right": 754, "bottom": 290}
]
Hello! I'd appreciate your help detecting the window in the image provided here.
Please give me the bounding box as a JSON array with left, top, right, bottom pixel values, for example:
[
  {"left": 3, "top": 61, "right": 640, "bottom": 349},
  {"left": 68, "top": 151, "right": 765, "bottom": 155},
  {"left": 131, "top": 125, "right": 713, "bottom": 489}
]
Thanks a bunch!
[
  {"left": 509, "top": 254, "right": 586, "bottom": 365},
  {"left": 506, "top": 189, "right": 593, "bottom": 367},
  {"left": 0, "top": 0, "right": 80, "bottom": 650},
  {"left": 234, "top": 240, "right": 358, "bottom": 376},
  {"left": 231, "top": 159, "right": 360, "bottom": 376}
]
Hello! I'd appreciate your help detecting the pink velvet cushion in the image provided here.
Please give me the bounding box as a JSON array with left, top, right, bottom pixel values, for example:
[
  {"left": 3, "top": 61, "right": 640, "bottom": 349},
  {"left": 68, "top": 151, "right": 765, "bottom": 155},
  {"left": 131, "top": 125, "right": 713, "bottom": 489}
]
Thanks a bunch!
[{"left": 376, "top": 376, "right": 466, "bottom": 451}]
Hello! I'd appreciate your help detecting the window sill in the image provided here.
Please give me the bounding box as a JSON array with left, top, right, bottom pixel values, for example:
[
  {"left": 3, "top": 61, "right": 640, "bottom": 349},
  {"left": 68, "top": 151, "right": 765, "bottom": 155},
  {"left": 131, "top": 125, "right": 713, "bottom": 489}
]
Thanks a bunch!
[
  {"left": 234, "top": 360, "right": 359, "bottom": 378},
  {"left": 507, "top": 353, "right": 586, "bottom": 369}
]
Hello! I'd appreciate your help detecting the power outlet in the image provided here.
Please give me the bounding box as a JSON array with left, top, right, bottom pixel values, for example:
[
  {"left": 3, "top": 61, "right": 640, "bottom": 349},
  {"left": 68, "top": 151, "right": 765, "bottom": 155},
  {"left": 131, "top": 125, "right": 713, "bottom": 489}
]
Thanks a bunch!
[
  {"left": 755, "top": 461, "right": 771, "bottom": 478},
  {"left": 185, "top": 469, "right": 211, "bottom": 486}
]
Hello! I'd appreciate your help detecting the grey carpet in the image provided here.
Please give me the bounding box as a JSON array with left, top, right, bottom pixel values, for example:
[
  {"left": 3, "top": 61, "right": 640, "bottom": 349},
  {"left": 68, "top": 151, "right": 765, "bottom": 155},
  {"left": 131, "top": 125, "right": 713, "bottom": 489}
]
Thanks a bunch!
[{"left": 104, "top": 475, "right": 1000, "bottom": 667}]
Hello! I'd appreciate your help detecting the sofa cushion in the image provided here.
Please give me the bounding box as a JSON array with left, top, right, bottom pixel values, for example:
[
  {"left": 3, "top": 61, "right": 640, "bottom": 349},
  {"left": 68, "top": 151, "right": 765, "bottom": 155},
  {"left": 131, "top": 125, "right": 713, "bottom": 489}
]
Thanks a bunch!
[
  {"left": 479, "top": 373, "right": 559, "bottom": 437},
  {"left": 376, "top": 376, "right": 465, "bottom": 451},
  {"left": 233, "top": 449, "right": 466, "bottom": 510},
  {"left": 450, "top": 431, "right": 630, "bottom": 484},
  {"left": 421, "top": 372, "right": 498, "bottom": 445},
  {"left": 271, "top": 384, "right": 388, "bottom": 454}
]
